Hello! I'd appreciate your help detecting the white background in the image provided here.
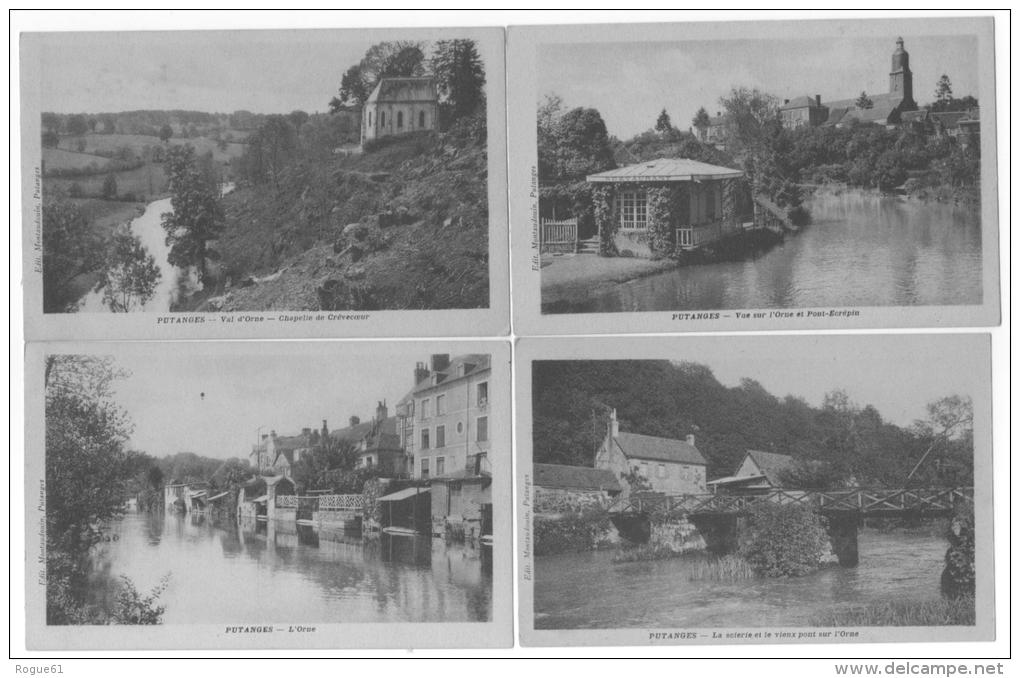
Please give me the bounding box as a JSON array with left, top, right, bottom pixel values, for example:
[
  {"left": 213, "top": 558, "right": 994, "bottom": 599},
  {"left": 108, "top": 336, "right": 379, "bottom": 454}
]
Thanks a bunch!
[{"left": 6, "top": 7, "right": 1013, "bottom": 673}]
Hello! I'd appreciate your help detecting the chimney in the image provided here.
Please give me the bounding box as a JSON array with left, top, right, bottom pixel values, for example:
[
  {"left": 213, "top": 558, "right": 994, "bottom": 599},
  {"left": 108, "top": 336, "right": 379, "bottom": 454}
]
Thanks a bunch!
[
  {"left": 609, "top": 408, "right": 619, "bottom": 439},
  {"left": 686, "top": 433, "right": 696, "bottom": 447},
  {"left": 302, "top": 427, "right": 311, "bottom": 437},
  {"left": 430, "top": 354, "right": 450, "bottom": 373},
  {"left": 816, "top": 94, "right": 822, "bottom": 107},
  {"left": 270, "top": 430, "right": 277, "bottom": 439},
  {"left": 349, "top": 415, "right": 360, "bottom": 427},
  {"left": 321, "top": 419, "right": 329, "bottom": 438},
  {"left": 261, "top": 434, "right": 269, "bottom": 441},
  {"left": 783, "top": 99, "right": 790, "bottom": 105},
  {"left": 376, "top": 399, "right": 388, "bottom": 421},
  {"left": 414, "top": 362, "right": 430, "bottom": 385}
]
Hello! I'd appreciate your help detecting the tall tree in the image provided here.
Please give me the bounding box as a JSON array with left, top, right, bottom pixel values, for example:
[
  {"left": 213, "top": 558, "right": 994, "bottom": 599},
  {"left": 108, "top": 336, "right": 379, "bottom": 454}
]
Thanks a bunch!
[
  {"left": 331, "top": 41, "right": 426, "bottom": 110},
  {"left": 430, "top": 39, "right": 486, "bottom": 119},
  {"left": 66, "top": 114, "right": 89, "bottom": 137},
  {"left": 158, "top": 124, "right": 173, "bottom": 143},
  {"left": 42, "top": 202, "right": 106, "bottom": 312},
  {"left": 655, "top": 108, "right": 673, "bottom": 133},
  {"left": 94, "top": 230, "right": 162, "bottom": 312},
  {"left": 855, "top": 91, "right": 874, "bottom": 109},
  {"left": 934, "top": 74, "right": 954, "bottom": 107},
  {"left": 161, "top": 145, "right": 224, "bottom": 283},
  {"left": 691, "top": 106, "right": 711, "bottom": 131}
]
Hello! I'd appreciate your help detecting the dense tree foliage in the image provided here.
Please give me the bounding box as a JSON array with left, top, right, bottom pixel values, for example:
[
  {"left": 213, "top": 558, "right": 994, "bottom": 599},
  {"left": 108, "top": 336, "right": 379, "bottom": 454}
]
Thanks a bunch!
[
  {"left": 42, "top": 202, "right": 106, "bottom": 312},
  {"left": 331, "top": 41, "right": 427, "bottom": 110},
  {"left": 531, "top": 360, "right": 971, "bottom": 487},
  {"left": 45, "top": 355, "right": 169, "bottom": 625},
  {"left": 431, "top": 39, "right": 486, "bottom": 120},
  {"left": 161, "top": 144, "right": 224, "bottom": 282},
  {"left": 94, "top": 230, "right": 161, "bottom": 312},
  {"left": 655, "top": 109, "right": 673, "bottom": 133},
  {"left": 536, "top": 97, "right": 616, "bottom": 231}
]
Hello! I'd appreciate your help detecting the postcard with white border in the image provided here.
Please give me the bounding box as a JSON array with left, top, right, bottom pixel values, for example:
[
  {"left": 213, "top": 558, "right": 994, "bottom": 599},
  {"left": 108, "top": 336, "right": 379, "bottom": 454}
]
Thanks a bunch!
[
  {"left": 20, "top": 25, "right": 509, "bottom": 340},
  {"left": 516, "top": 334, "right": 993, "bottom": 646},
  {"left": 26, "top": 340, "right": 512, "bottom": 649},
  {"left": 509, "top": 17, "right": 999, "bottom": 335}
]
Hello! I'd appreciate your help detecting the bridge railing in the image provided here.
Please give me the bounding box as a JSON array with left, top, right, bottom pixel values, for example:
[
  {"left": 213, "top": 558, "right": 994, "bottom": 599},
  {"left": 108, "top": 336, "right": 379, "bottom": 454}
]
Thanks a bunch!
[{"left": 610, "top": 487, "right": 973, "bottom": 517}]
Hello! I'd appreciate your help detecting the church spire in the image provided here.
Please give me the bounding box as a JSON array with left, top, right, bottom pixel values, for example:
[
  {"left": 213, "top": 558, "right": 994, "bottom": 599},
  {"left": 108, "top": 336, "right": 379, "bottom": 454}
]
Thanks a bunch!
[{"left": 889, "top": 36, "right": 914, "bottom": 106}]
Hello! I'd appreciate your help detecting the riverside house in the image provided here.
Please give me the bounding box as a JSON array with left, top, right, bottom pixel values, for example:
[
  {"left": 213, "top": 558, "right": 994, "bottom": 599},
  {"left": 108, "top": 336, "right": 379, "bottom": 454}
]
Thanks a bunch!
[
  {"left": 585, "top": 158, "right": 746, "bottom": 258},
  {"left": 595, "top": 409, "right": 708, "bottom": 497}
]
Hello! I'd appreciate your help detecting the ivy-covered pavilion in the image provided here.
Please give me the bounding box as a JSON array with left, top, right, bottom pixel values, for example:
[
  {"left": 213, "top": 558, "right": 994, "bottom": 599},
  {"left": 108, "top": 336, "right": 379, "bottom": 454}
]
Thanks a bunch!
[{"left": 586, "top": 158, "right": 746, "bottom": 258}]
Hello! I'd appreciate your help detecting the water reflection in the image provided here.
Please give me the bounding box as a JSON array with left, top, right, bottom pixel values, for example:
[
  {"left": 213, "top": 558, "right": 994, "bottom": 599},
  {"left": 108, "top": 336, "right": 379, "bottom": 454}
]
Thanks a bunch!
[
  {"left": 564, "top": 191, "right": 982, "bottom": 312},
  {"left": 92, "top": 513, "right": 492, "bottom": 624}
]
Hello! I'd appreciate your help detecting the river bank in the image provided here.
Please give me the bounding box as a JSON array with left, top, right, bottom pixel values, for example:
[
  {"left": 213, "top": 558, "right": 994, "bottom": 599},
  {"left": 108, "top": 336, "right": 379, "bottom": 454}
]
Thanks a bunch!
[{"left": 541, "top": 187, "right": 982, "bottom": 313}]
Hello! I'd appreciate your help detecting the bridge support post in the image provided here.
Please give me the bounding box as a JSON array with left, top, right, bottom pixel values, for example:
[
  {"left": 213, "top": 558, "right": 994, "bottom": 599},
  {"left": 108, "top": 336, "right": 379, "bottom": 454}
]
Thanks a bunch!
[
  {"left": 690, "top": 515, "right": 740, "bottom": 555},
  {"left": 826, "top": 515, "right": 859, "bottom": 567}
]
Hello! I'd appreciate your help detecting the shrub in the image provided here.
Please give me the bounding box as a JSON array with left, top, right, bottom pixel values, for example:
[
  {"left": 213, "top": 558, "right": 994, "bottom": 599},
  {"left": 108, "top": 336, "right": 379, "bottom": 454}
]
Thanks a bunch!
[
  {"left": 738, "top": 502, "right": 830, "bottom": 577},
  {"left": 533, "top": 509, "right": 613, "bottom": 555}
]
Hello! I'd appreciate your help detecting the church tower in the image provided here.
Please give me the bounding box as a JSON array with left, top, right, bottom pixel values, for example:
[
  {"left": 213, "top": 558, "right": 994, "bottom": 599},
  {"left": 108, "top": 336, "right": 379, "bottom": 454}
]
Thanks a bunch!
[{"left": 889, "top": 36, "right": 915, "bottom": 107}]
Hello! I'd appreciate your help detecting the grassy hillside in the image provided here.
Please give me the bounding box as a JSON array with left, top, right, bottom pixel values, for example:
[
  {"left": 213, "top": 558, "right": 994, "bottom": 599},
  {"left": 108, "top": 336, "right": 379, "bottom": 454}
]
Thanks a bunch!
[
  {"left": 206, "top": 128, "right": 489, "bottom": 311},
  {"left": 42, "top": 147, "right": 114, "bottom": 172}
]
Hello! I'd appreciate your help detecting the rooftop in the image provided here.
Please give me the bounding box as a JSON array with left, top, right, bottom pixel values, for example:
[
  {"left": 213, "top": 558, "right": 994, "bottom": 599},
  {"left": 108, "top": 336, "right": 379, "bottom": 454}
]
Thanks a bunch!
[
  {"left": 614, "top": 431, "right": 707, "bottom": 466},
  {"left": 366, "top": 77, "right": 437, "bottom": 104},
  {"left": 412, "top": 354, "right": 491, "bottom": 395},
  {"left": 534, "top": 463, "right": 622, "bottom": 493},
  {"left": 587, "top": 158, "right": 743, "bottom": 184}
]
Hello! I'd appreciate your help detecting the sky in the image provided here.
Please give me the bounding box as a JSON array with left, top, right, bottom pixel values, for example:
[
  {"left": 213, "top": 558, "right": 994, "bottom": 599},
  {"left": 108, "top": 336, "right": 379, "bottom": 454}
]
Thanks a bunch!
[
  {"left": 35, "top": 30, "right": 381, "bottom": 114},
  {"left": 108, "top": 349, "right": 431, "bottom": 460},
  {"left": 538, "top": 33, "right": 980, "bottom": 139}
]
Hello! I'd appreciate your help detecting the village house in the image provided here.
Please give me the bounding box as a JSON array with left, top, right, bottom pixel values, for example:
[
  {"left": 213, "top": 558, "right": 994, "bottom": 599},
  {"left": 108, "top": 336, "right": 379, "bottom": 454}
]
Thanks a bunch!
[
  {"left": 586, "top": 157, "right": 746, "bottom": 258},
  {"left": 692, "top": 111, "right": 728, "bottom": 145},
  {"left": 779, "top": 37, "right": 919, "bottom": 130},
  {"left": 707, "top": 449, "right": 797, "bottom": 494},
  {"left": 360, "top": 77, "right": 438, "bottom": 145},
  {"left": 533, "top": 463, "right": 622, "bottom": 513},
  {"left": 595, "top": 409, "right": 708, "bottom": 497},
  {"left": 329, "top": 403, "right": 406, "bottom": 476},
  {"left": 397, "top": 353, "right": 493, "bottom": 538}
]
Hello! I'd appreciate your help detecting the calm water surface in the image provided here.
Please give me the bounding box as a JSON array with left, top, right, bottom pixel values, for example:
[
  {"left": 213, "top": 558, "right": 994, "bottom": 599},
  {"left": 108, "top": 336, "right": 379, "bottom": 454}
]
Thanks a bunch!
[
  {"left": 565, "top": 191, "right": 982, "bottom": 313},
  {"left": 534, "top": 531, "right": 945, "bottom": 629},
  {"left": 88, "top": 513, "right": 491, "bottom": 623}
]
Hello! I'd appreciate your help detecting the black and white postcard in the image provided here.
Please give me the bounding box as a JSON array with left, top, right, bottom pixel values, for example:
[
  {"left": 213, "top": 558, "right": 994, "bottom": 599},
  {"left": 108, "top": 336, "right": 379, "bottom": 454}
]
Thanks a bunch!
[
  {"left": 508, "top": 17, "right": 1000, "bottom": 334},
  {"left": 25, "top": 340, "right": 511, "bottom": 649},
  {"left": 515, "top": 335, "right": 993, "bottom": 645},
  {"left": 20, "top": 25, "right": 508, "bottom": 340}
]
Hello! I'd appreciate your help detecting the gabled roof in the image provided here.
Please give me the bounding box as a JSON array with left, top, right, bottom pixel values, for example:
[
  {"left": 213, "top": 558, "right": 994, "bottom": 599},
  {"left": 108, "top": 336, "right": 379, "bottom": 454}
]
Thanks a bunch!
[
  {"left": 614, "top": 432, "right": 707, "bottom": 466},
  {"left": 743, "top": 449, "right": 796, "bottom": 486},
  {"left": 330, "top": 416, "right": 401, "bottom": 452},
  {"left": 707, "top": 113, "right": 727, "bottom": 127},
  {"left": 366, "top": 77, "right": 437, "bottom": 104},
  {"left": 534, "top": 463, "right": 622, "bottom": 493},
  {"left": 412, "top": 354, "right": 491, "bottom": 395},
  {"left": 587, "top": 158, "right": 743, "bottom": 183},
  {"left": 822, "top": 93, "right": 908, "bottom": 125}
]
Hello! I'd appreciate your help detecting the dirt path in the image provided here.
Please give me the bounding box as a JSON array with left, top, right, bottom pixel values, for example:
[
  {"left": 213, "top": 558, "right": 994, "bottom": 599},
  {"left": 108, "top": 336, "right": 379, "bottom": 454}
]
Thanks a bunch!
[{"left": 540, "top": 253, "right": 678, "bottom": 308}]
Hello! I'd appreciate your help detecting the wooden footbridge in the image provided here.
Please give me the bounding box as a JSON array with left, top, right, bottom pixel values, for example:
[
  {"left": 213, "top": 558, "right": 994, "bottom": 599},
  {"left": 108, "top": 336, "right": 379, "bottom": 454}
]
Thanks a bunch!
[
  {"left": 609, "top": 487, "right": 973, "bottom": 519},
  {"left": 607, "top": 487, "right": 973, "bottom": 568}
]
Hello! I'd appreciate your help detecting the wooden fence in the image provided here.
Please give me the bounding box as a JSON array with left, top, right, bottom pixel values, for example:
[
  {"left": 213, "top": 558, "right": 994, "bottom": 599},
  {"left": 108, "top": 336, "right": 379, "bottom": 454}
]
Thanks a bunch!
[{"left": 540, "top": 218, "right": 578, "bottom": 254}]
